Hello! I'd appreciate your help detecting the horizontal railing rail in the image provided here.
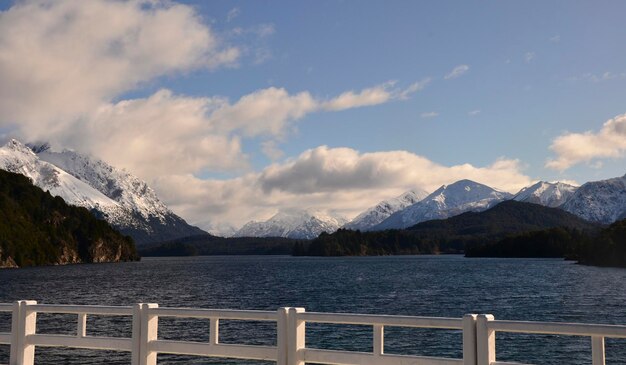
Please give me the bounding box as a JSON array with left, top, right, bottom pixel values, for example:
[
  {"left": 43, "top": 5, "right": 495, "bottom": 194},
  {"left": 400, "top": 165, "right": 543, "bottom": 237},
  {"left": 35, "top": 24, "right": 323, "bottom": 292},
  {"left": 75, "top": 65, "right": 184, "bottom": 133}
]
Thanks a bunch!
[
  {"left": 1, "top": 301, "right": 625, "bottom": 365},
  {"left": 143, "top": 305, "right": 282, "bottom": 363},
  {"left": 477, "top": 314, "right": 626, "bottom": 365},
  {"left": 293, "top": 310, "right": 473, "bottom": 365}
]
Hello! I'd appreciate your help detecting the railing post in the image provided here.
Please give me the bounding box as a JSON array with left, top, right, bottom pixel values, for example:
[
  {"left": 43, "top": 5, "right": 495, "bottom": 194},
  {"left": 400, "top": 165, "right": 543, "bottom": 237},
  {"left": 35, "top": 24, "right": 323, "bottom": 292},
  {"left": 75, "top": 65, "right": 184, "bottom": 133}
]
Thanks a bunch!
[
  {"left": 373, "top": 324, "right": 384, "bottom": 356},
  {"left": 476, "top": 314, "right": 495, "bottom": 365},
  {"left": 209, "top": 317, "right": 219, "bottom": 346},
  {"left": 138, "top": 303, "right": 158, "bottom": 365},
  {"left": 277, "top": 308, "right": 290, "bottom": 365},
  {"left": 463, "top": 314, "right": 477, "bottom": 365},
  {"left": 131, "top": 303, "right": 142, "bottom": 365},
  {"left": 77, "top": 313, "right": 87, "bottom": 338},
  {"left": 287, "top": 307, "right": 305, "bottom": 365},
  {"left": 10, "top": 300, "right": 37, "bottom": 365},
  {"left": 591, "top": 336, "right": 605, "bottom": 365}
]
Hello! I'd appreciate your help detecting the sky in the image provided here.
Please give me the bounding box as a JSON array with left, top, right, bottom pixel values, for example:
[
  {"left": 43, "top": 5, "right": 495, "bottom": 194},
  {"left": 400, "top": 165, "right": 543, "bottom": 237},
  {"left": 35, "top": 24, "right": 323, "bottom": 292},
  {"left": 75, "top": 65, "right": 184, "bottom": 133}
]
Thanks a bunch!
[{"left": 0, "top": 0, "right": 625, "bottom": 234}]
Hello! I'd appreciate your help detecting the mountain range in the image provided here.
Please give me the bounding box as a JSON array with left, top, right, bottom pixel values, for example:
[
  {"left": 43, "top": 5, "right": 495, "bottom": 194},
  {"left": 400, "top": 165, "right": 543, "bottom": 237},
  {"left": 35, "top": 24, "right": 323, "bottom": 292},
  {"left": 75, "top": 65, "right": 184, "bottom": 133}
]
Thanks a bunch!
[
  {"left": 234, "top": 209, "right": 348, "bottom": 239},
  {"left": 301, "top": 200, "right": 600, "bottom": 256},
  {"left": 0, "top": 140, "right": 204, "bottom": 244},
  {"left": 343, "top": 189, "right": 429, "bottom": 231},
  {"left": 233, "top": 175, "right": 626, "bottom": 239},
  {"left": 561, "top": 174, "right": 626, "bottom": 224},
  {"left": 372, "top": 180, "right": 513, "bottom": 230},
  {"left": 1, "top": 138, "right": 625, "bottom": 243}
]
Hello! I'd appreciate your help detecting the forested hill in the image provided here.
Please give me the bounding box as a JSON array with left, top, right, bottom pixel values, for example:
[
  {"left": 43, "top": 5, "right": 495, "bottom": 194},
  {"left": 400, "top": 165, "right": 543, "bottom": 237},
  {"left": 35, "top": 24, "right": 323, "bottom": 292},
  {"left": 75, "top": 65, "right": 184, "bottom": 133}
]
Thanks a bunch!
[
  {"left": 139, "top": 233, "right": 303, "bottom": 256},
  {"left": 466, "top": 217, "right": 626, "bottom": 267},
  {"left": 0, "top": 169, "right": 138, "bottom": 268},
  {"left": 299, "top": 201, "right": 599, "bottom": 256},
  {"left": 406, "top": 200, "right": 598, "bottom": 236}
]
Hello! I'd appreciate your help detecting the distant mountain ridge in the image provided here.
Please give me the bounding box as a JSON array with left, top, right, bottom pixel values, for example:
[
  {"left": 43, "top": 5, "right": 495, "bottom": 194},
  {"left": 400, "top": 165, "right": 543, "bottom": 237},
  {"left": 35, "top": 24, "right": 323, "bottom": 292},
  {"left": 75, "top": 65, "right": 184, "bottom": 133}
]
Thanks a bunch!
[
  {"left": 235, "top": 209, "right": 348, "bottom": 239},
  {"left": 373, "top": 180, "right": 512, "bottom": 230},
  {"left": 406, "top": 200, "right": 598, "bottom": 236},
  {"left": 561, "top": 174, "right": 626, "bottom": 224},
  {"left": 0, "top": 139, "right": 205, "bottom": 244},
  {"left": 343, "top": 189, "right": 429, "bottom": 231},
  {"left": 301, "top": 200, "right": 599, "bottom": 257},
  {"left": 513, "top": 181, "right": 578, "bottom": 207}
]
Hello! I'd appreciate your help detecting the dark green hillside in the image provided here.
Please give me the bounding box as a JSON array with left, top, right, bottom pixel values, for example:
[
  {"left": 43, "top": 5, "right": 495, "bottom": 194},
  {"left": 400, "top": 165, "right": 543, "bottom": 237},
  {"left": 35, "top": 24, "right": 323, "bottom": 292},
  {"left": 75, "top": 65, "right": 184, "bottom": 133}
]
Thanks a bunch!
[
  {"left": 139, "top": 233, "right": 302, "bottom": 256},
  {"left": 467, "top": 217, "right": 626, "bottom": 267},
  {"left": 0, "top": 169, "right": 138, "bottom": 268},
  {"left": 407, "top": 200, "right": 598, "bottom": 239},
  {"left": 299, "top": 201, "right": 599, "bottom": 256},
  {"left": 465, "top": 228, "right": 589, "bottom": 258},
  {"left": 574, "top": 218, "right": 626, "bottom": 267}
]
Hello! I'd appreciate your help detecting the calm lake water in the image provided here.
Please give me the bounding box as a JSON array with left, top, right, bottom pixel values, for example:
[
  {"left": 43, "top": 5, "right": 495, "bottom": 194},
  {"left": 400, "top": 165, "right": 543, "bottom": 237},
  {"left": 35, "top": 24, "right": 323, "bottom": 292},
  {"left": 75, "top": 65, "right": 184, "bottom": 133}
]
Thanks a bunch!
[{"left": 1, "top": 255, "right": 626, "bottom": 364}]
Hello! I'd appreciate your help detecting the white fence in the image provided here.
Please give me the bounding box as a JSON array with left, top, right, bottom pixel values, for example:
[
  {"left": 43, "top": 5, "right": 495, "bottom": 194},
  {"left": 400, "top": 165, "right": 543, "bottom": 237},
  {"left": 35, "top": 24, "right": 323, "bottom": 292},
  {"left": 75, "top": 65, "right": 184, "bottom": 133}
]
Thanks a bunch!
[{"left": 0, "top": 301, "right": 625, "bottom": 365}]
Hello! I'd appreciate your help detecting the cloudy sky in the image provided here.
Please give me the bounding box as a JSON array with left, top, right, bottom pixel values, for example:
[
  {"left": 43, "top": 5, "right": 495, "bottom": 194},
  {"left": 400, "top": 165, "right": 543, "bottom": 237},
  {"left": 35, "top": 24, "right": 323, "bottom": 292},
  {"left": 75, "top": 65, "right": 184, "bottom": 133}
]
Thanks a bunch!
[{"left": 1, "top": 0, "right": 625, "bottom": 233}]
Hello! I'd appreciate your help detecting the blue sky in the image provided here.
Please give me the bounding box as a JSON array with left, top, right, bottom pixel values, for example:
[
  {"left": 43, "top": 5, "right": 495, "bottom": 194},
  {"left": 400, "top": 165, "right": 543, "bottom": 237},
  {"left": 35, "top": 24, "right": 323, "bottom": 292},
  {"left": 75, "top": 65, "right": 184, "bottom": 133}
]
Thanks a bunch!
[
  {"left": 144, "top": 1, "right": 626, "bottom": 182},
  {"left": 0, "top": 0, "right": 625, "bottom": 231}
]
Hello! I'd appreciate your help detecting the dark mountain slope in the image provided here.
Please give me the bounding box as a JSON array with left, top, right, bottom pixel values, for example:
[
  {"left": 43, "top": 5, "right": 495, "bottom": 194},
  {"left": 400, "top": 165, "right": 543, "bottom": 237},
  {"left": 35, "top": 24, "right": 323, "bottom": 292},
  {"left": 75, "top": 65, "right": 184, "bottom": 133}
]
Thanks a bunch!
[
  {"left": 0, "top": 169, "right": 138, "bottom": 268},
  {"left": 302, "top": 201, "right": 598, "bottom": 256}
]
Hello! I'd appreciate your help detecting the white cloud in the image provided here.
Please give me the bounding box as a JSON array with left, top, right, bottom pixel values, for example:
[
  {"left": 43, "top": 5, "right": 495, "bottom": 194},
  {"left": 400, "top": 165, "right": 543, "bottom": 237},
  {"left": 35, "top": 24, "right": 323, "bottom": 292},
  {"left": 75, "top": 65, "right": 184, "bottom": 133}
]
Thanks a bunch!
[
  {"left": 261, "top": 140, "right": 285, "bottom": 161},
  {"left": 546, "top": 113, "right": 626, "bottom": 170},
  {"left": 549, "top": 35, "right": 561, "bottom": 43},
  {"left": 525, "top": 52, "right": 536, "bottom": 63},
  {"left": 52, "top": 90, "right": 247, "bottom": 180},
  {"left": 153, "top": 146, "right": 532, "bottom": 232},
  {"left": 568, "top": 72, "right": 626, "bottom": 83},
  {"left": 399, "top": 78, "right": 432, "bottom": 99},
  {"left": 226, "top": 7, "right": 240, "bottom": 22},
  {"left": 22, "top": 80, "right": 426, "bottom": 183},
  {"left": 0, "top": 0, "right": 239, "bottom": 128},
  {"left": 468, "top": 110, "right": 481, "bottom": 116},
  {"left": 444, "top": 65, "right": 469, "bottom": 80},
  {"left": 210, "top": 87, "right": 318, "bottom": 138},
  {"left": 421, "top": 112, "right": 439, "bottom": 119},
  {"left": 256, "top": 24, "right": 276, "bottom": 38},
  {"left": 322, "top": 80, "right": 428, "bottom": 111}
]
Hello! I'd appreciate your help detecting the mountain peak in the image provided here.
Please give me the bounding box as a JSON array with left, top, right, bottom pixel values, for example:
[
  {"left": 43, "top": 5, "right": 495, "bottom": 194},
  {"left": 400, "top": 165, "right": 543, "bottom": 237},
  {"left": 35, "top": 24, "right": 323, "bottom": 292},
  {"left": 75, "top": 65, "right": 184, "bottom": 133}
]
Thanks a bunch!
[
  {"left": 4, "top": 139, "right": 36, "bottom": 156},
  {"left": 235, "top": 208, "right": 347, "bottom": 239},
  {"left": 562, "top": 174, "right": 626, "bottom": 224},
  {"left": 0, "top": 139, "right": 205, "bottom": 244},
  {"left": 343, "top": 188, "right": 429, "bottom": 231},
  {"left": 373, "top": 180, "right": 511, "bottom": 230},
  {"left": 513, "top": 181, "right": 578, "bottom": 208}
]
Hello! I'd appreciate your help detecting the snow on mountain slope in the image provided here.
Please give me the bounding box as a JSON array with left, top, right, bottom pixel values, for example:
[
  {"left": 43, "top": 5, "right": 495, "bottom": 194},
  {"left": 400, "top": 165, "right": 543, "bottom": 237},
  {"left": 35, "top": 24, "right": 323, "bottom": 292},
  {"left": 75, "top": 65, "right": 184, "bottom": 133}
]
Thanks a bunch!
[
  {"left": 373, "top": 179, "right": 513, "bottom": 230},
  {"left": 38, "top": 148, "right": 170, "bottom": 221},
  {"left": 235, "top": 209, "right": 348, "bottom": 239},
  {"left": 513, "top": 181, "right": 578, "bottom": 208},
  {"left": 561, "top": 174, "right": 626, "bottom": 224},
  {"left": 36, "top": 147, "right": 206, "bottom": 244},
  {"left": 343, "top": 189, "right": 429, "bottom": 231},
  {"left": 0, "top": 140, "right": 205, "bottom": 244},
  {"left": 0, "top": 140, "right": 123, "bottom": 219}
]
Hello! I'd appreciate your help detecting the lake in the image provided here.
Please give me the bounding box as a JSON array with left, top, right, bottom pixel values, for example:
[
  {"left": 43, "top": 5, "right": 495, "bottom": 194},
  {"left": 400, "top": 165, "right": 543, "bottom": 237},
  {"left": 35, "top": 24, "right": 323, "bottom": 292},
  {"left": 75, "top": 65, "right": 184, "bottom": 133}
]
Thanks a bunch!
[{"left": 1, "top": 255, "right": 626, "bottom": 364}]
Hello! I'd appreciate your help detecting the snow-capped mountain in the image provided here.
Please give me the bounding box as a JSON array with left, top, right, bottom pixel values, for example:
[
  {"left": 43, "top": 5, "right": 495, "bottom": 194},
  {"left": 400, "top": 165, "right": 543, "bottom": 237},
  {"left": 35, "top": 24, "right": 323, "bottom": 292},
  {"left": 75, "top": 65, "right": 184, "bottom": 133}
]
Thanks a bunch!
[
  {"left": 561, "top": 174, "right": 626, "bottom": 224},
  {"left": 373, "top": 179, "right": 513, "bottom": 230},
  {"left": 513, "top": 181, "right": 578, "bottom": 208},
  {"left": 343, "top": 189, "right": 429, "bottom": 231},
  {"left": 234, "top": 209, "right": 348, "bottom": 239},
  {"left": 0, "top": 140, "right": 122, "bottom": 218},
  {"left": 0, "top": 140, "right": 205, "bottom": 244}
]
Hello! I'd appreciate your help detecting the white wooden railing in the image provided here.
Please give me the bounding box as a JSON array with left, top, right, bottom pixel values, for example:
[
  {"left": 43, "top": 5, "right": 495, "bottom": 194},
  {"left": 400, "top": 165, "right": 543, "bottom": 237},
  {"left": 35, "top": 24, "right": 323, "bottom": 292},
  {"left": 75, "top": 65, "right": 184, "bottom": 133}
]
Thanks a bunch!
[
  {"left": 476, "top": 314, "right": 626, "bottom": 365},
  {"left": 1, "top": 301, "right": 625, "bottom": 365}
]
